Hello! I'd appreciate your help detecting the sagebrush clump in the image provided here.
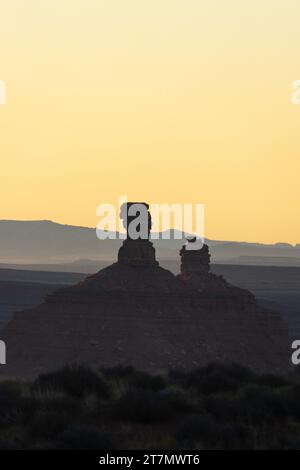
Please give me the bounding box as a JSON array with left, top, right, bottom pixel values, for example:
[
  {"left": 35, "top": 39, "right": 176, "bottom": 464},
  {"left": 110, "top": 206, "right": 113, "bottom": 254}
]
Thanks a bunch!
[{"left": 1, "top": 363, "right": 300, "bottom": 450}]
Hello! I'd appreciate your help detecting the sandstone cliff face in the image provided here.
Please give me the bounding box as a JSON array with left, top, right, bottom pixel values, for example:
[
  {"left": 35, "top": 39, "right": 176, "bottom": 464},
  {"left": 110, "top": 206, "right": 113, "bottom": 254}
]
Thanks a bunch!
[{"left": 0, "top": 204, "right": 290, "bottom": 377}]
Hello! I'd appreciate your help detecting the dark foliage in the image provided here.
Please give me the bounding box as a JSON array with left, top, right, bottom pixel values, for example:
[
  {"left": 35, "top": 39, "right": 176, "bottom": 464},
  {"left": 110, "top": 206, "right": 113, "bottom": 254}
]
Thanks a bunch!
[
  {"left": 0, "top": 363, "right": 300, "bottom": 449},
  {"left": 40, "top": 395, "right": 81, "bottom": 416},
  {"left": 218, "top": 423, "right": 255, "bottom": 450},
  {"left": 102, "top": 365, "right": 166, "bottom": 391},
  {"left": 175, "top": 414, "right": 218, "bottom": 446},
  {"left": 32, "top": 364, "right": 110, "bottom": 399},
  {"left": 184, "top": 363, "right": 255, "bottom": 395},
  {"left": 55, "top": 425, "right": 114, "bottom": 450},
  {"left": 0, "top": 381, "right": 36, "bottom": 428},
  {"left": 29, "top": 411, "right": 72, "bottom": 440},
  {"left": 255, "top": 374, "right": 289, "bottom": 388},
  {"left": 113, "top": 389, "right": 174, "bottom": 423}
]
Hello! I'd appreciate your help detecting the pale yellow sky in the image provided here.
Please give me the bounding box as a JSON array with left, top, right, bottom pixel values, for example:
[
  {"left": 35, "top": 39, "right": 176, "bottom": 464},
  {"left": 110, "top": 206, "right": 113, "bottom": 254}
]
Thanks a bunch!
[{"left": 0, "top": 1, "right": 299, "bottom": 244}]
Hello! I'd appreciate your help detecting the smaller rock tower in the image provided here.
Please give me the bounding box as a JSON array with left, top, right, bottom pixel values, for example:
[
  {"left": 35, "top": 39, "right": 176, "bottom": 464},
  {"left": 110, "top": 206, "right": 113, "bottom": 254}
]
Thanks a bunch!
[
  {"left": 180, "top": 242, "right": 211, "bottom": 279},
  {"left": 178, "top": 240, "right": 232, "bottom": 292}
]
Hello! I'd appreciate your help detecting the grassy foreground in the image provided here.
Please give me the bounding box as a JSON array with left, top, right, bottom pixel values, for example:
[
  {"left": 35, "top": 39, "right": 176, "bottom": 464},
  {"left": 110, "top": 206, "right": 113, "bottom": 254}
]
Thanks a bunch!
[{"left": 0, "top": 363, "right": 300, "bottom": 450}]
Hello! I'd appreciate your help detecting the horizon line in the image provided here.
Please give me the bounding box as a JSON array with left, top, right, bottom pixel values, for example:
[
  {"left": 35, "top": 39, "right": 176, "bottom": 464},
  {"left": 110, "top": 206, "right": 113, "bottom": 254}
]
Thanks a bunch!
[{"left": 0, "top": 218, "right": 299, "bottom": 248}]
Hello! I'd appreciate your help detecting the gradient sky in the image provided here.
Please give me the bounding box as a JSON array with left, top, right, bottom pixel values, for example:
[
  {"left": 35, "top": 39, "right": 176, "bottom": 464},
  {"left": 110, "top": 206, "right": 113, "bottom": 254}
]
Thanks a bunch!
[{"left": 0, "top": 0, "right": 299, "bottom": 244}]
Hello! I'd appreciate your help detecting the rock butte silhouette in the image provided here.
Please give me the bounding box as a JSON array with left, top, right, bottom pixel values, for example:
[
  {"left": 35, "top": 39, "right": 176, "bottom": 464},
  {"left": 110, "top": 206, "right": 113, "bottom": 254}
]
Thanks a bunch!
[{"left": 1, "top": 203, "right": 289, "bottom": 377}]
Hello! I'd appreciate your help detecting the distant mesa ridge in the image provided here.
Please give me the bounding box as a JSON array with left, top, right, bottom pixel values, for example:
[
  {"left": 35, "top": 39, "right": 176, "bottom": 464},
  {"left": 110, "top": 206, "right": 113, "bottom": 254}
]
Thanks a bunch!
[
  {"left": 0, "top": 203, "right": 289, "bottom": 377},
  {"left": 0, "top": 219, "right": 299, "bottom": 266}
]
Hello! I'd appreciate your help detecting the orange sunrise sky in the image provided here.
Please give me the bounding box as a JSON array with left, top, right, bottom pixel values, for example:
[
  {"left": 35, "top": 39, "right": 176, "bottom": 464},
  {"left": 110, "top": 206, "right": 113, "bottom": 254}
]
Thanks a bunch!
[{"left": 0, "top": 1, "right": 299, "bottom": 244}]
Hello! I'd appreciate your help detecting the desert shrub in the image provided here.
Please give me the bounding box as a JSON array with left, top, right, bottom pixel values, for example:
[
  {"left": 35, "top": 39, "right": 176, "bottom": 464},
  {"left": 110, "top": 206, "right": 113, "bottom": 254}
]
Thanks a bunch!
[
  {"left": 1, "top": 363, "right": 300, "bottom": 449},
  {"left": 283, "top": 436, "right": 300, "bottom": 450},
  {"left": 0, "top": 381, "right": 36, "bottom": 427},
  {"left": 0, "top": 425, "right": 27, "bottom": 450},
  {"left": 40, "top": 394, "right": 81, "bottom": 416},
  {"left": 102, "top": 366, "right": 166, "bottom": 391},
  {"left": 281, "top": 423, "right": 300, "bottom": 450},
  {"left": 255, "top": 374, "right": 289, "bottom": 389},
  {"left": 0, "top": 438, "right": 20, "bottom": 450},
  {"left": 0, "top": 381, "right": 23, "bottom": 408},
  {"left": 175, "top": 414, "right": 218, "bottom": 446},
  {"left": 160, "top": 387, "right": 194, "bottom": 413},
  {"left": 168, "top": 368, "right": 187, "bottom": 382},
  {"left": 0, "top": 403, "right": 23, "bottom": 427},
  {"left": 185, "top": 363, "right": 255, "bottom": 395},
  {"left": 282, "top": 384, "right": 300, "bottom": 420},
  {"left": 32, "top": 364, "right": 110, "bottom": 399},
  {"left": 205, "top": 393, "right": 239, "bottom": 422},
  {"left": 113, "top": 389, "right": 174, "bottom": 423},
  {"left": 218, "top": 423, "right": 255, "bottom": 450},
  {"left": 55, "top": 425, "right": 113, "bottom": 450},
  {"left": 237, "top": 384, "right": 288, "bottom": 424},
  {"left": 29, "top": 411, "right": 71, "bottom": 440},
  {"left": 14, "top": 396, "right": 37, "bottom": 426}
]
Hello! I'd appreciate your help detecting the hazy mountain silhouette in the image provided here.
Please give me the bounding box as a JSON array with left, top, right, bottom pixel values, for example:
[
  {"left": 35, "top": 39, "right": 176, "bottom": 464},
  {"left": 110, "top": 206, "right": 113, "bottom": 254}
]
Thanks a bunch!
[{"left": 0, "top": 220, "right": 299, "bottom": 266}]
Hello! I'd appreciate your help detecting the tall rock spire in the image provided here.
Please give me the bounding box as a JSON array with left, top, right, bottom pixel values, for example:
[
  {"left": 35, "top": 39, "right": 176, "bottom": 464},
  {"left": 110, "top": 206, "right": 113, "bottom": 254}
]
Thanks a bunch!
[{"left": 117, "top": 202, "right": 158, "bottom": 267}]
